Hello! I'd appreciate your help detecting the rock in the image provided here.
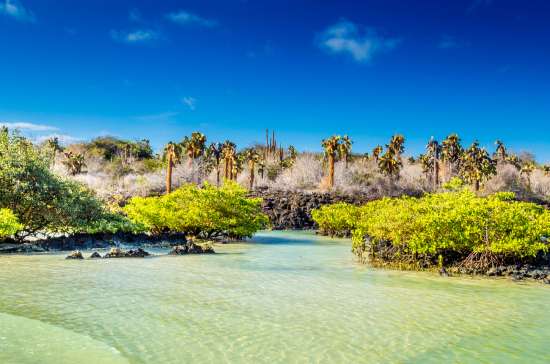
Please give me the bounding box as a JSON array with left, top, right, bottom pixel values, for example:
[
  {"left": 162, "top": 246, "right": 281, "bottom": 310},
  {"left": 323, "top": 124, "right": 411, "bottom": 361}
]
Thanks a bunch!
[
  {"left": 511, "top": 273, "right": 524, "bottom": 281},
  {"left": 248, "top": 189, "right": 376, "bottom": 230},
  {"left": 439, "top": 267, "right": 449, "bottom": 277},
  {"left": 66, "top": 251, "right": 84, "bottom": 260},
  {"left": 526, "top": 269, "right": 547, "bottom": 280},
  {"left": 125, "top": 248, "right": 150, "bottom": 258},
  {"left": 169, "top": 241, "right": 215, "bottom": 255},
  {"left": 89, "top": 252, "right": 102, "bottom": 259},
  {"left": 103, "top": 247, "right": 150, "bottom": 258},
  {"left": 486, "top": 266, "right": 505, "bottom": 277},
  {"left": 103, "top": 247, "right": 124, "bottom": 258},
  {"left": 543, "top": 278, "right": 550, "bottom": 285}
]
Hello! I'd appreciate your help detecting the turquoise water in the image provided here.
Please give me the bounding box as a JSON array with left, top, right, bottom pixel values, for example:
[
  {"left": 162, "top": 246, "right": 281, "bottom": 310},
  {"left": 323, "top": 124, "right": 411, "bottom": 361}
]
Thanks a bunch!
[{"left": 0, "top": 231, "right": 549, "bottom": 364}]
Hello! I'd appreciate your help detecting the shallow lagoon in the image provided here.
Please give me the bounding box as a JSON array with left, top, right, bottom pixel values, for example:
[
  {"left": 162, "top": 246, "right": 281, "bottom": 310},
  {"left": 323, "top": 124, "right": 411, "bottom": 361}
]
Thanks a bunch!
[{"left": 1, "top": 231, "right": 549, "bottom": 363}]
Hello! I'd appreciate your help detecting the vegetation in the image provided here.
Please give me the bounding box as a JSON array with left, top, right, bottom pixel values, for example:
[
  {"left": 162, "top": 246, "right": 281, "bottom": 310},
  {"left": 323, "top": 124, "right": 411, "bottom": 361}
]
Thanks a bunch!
[
  {"left": 0, "top": 208, "right": 22, "bottom": 238},
  {"left": 321, "top": 135, "right": 353, "bottom": 188},
  {"left": 0, "top": 129, "right": 113, "bottom": 238},
  {"left": 311, "top": 203, "right": 362, "bottom": 237},
  {"left": 124, "top": 181, "right": 269, "bottom": 239},
  {"left": 313, "top": 181, "right": 550, "bottom": 271}
]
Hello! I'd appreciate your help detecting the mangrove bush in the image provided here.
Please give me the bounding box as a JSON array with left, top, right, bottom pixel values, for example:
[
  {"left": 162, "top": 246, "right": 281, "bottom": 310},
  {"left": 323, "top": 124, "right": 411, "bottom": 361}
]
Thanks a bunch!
[
  {"left": 124, "top": 181, "right": 269, "bottom": 239},
  {"left": 312, "top": 190, "right": 550, "bottom": 270}
]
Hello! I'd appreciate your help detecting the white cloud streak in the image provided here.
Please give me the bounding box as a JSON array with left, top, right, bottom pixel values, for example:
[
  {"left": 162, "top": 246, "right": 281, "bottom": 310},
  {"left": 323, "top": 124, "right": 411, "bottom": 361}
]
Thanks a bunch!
[
  {"left": 182, "top": 97, "right": 197, "bottom": 111},
  {"left": 0, "top": 121, "right": 57, "bottom": 131},
  {"left": 165, "top": 10, "right": 218, "bottom": 28},
  {"left": 0, "top": 0, "right": 35, "bottom": 22},
  {"left": 111, "top": 29, "right": 159, "bottom": 44},
  {"left": 317, "top": 20, "right": 400, "bottom": 63}
]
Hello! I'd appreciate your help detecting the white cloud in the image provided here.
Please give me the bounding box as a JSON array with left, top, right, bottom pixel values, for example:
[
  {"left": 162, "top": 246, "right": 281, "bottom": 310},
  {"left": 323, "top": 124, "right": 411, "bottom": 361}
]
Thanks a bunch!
[
  {"left": 317, "top": 20, "right": 400, "bottom": 63},
  {"left": 34, "top": 133, "right": 81, "bottom": 146},
  {"left": 166, "top": 10, "right": 218, "bottom": 28},
  {"left": 0, "top": 121, "right": 57, "bottom": 131},
  {"left": 110, "top": 29, "right": 159, "bottom": 44},
  {"left": 0, "top": 0, "right": 35, "bottom": 22},
  {"left": 182, "top": 97, "right": 197, "bottom": 111}
]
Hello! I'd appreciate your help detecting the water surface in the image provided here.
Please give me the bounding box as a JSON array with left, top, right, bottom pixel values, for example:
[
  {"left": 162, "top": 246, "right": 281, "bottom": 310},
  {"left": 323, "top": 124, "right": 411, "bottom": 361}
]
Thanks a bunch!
[{"left": 1, "top": 231, "right": 549, "bottom": 363}]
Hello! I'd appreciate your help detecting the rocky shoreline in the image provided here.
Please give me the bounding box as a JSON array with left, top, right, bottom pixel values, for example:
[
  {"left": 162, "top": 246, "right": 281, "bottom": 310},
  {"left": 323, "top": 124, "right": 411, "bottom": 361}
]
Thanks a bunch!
[
  {"left": 250, "top": 188, "right": 375, "bottom": 230},
  {"left": 0, "top": 232, "right": 188, "bottom": 254},
  {"left": 64, "top": 241, "right": 215, "bottom": 259}
]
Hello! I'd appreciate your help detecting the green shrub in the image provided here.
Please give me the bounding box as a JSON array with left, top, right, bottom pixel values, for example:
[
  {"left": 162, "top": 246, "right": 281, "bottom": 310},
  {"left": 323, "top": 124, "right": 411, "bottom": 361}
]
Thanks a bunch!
[
  {"left": 311, "top": 202, "right": 361, "bottom": 237},
  {"left": 124, "top": 181, "right": 269, "bottom": 239},
  {"left": 315, "top": 190, "right": 550, "bottom": 269},
  {"left": 0, "top": 130, "right": 108, "bottom": 237},
  {"left": 0, "top": 208, "right": 22, "bottom": 239},
  {"left": 82, "top": 212, "right": 146, "bottom": 235}
]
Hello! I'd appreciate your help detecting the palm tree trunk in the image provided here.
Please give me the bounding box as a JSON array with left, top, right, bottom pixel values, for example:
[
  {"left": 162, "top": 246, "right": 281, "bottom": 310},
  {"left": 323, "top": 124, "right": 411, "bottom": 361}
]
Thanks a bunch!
[
  {"left": 329, "top": 154, "right": 335, "bottom": 188},
  {"left": 433, "top": 158, "right": 439, "bottom": 190},
  {"left": 224, "top": 158, "right": 229, "bottom": 180},
  {"left": 166, "top": 155, "right": 173, "bottom": 194},
  {"left": 249, "top": 160, "right": 255, "bottom": 190}
]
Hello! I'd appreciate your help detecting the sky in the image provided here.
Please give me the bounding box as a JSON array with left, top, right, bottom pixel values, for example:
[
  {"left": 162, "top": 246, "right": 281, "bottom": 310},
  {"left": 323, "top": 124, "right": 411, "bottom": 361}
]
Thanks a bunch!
[{"left": 1, "top": 0, "right": 550, "bottom": 161}]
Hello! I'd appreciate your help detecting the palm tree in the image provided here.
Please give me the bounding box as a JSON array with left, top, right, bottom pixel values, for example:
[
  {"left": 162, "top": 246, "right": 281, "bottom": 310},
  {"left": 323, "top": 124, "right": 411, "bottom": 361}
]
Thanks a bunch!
[
  {"left": 372, "top": 145, "right": 383, "bottom": 162},
  {"left": 207, "top": 142, "right": 223, "bottom": 186},
  {"left": 46, "top": 137, "right": 64, "bottom": 168},
  {"left": 338, "top": 135, "right": 353, "bottom": 168},
  {"left": 321, "top": 135, "right": 341, "bottom": 188},
  {"left": 388, "top": 134, "right": 405, "bottom": 159},
  {"left": 181, "top": 132, "right": 207, "bottom": 168},
  {"left": 378, "top": 149, "right": 402, "bottom": 180},
  {"left": 222, "top": 140, "right": 237, "bottom": 181},
  {"left": 494, "top": 140, "right": 507, "bottom": 162},
  {"left": 441, "top": 134, "right": 463, "bottom": 181},
  {"left": 418, "top": 153, "right": 432, "bottom": 180},
  {"left": 459, "top": 141, "right": 496, "bottom": 191},
  {"left": 426, "top": 137, "right": 441, "bottom": 189},
  {"left": 243, "top": 148, "right": 261, "bottom": 189},
  {"left": 233, "top": 152, "right": 245, "bottom": 180},
  {"left": 63, "top": 151, "right": 86, "bottom": 176},
  {"left": 163, "top": 142, "right": 180, "bottom": 194}
]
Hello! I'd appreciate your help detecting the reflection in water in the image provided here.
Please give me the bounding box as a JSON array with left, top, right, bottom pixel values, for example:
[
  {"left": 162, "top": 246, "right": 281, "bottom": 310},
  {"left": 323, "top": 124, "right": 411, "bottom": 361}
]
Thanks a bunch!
[{"left": 0, "top": 231, "right": 549, "bottom": 363}]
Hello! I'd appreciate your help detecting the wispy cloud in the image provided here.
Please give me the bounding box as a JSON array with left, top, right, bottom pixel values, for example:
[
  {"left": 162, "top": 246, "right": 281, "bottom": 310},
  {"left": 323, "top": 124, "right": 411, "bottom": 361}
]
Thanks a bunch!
[
  {"left": 438, "top": 35, "right": 468, "bottom": 49},
  {"left": 165, "top": 10, "right": 218, "bottom": 28},
  {"left": 110, "top": 29, "right": 160, "bottom": 44},
  {"left": 182, "top": 97, "right": 197, "bottom": 111},
  {"left": 34, "top": 133, "right": 81, "bottom": 145},
  {"left": 0, "top": 121, "right": 57, "bottom": 131},
  {"left": 0, "top": 0, "right": 35, "bottom": 22},
  {"left": 317, "top": 20, "right": 400, "bottom": 63}
]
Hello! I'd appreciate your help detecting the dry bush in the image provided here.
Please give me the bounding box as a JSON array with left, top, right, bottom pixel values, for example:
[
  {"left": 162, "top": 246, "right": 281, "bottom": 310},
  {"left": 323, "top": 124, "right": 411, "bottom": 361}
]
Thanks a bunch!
[
  {"left": 256, "top": 153, "right": 324, "bottom": 190},
  {"left": 530, "top": 169, "right": 550, "bottom": 199}
]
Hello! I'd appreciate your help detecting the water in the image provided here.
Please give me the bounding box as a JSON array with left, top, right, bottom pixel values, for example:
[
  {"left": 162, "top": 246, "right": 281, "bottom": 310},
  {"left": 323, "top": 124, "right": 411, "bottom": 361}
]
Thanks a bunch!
[{"left": 0, "top": 231, "right": 549, "bottom": 364}]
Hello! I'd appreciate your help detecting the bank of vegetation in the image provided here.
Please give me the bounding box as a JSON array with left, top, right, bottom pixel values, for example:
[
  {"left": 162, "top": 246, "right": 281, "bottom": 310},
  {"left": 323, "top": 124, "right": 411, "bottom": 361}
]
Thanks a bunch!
[
  {"left": 313, "top": 179, "right": 550, "bottom": 276},
  {"left": 0, "top": 128, "right": 268, "bottom": 246}
]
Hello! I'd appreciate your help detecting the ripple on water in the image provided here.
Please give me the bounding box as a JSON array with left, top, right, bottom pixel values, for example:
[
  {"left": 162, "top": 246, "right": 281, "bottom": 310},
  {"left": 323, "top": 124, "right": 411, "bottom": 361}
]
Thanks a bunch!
[{"left": 0, "top": 231, "right": 549, "bottom": 363}]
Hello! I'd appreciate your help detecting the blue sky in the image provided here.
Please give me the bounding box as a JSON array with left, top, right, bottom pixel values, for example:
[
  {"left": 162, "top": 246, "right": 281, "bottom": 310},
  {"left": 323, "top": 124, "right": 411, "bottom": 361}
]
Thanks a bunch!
[{"left": 1, "top": 0, "right": 550, "bottom": 161}]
